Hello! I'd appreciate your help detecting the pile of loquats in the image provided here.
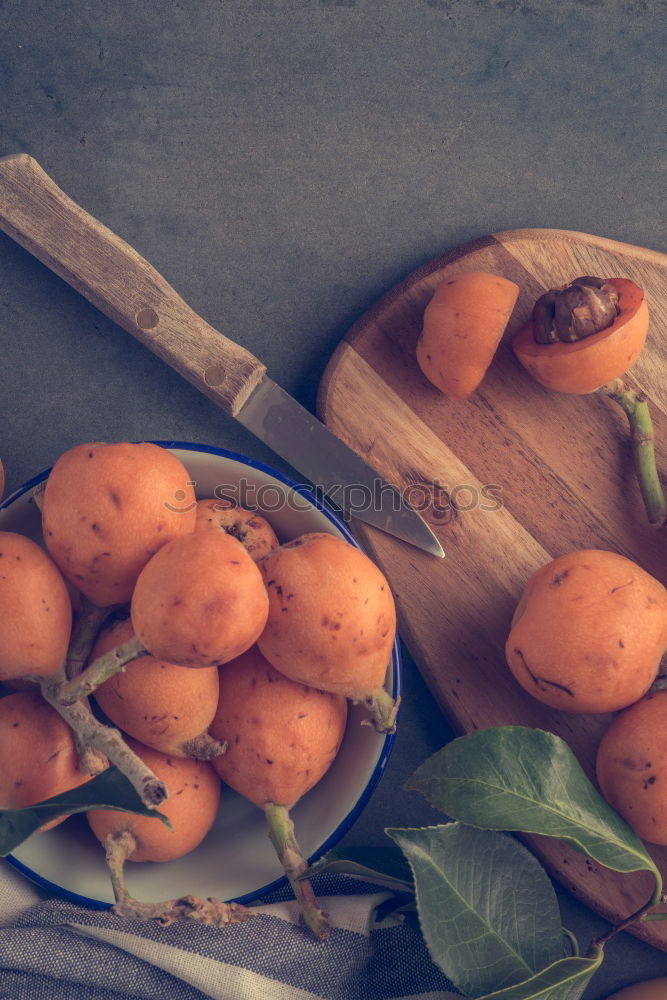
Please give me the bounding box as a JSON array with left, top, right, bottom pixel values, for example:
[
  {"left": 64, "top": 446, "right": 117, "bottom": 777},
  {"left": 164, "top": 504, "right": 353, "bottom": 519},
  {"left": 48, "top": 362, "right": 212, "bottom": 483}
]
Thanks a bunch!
[
  {"left": 1, "top": 270, "right": 666, "bottom": 944},
  {"left": 0, "top": 441, "right": 399, "bottom": 939}
]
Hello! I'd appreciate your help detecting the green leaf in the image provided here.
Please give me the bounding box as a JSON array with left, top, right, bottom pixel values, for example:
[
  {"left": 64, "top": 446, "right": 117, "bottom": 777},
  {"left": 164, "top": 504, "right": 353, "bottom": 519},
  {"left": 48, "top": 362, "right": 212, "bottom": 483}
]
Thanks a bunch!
[
  {"left": 408, "top": 727, "right": 661, "bottom": 903},
  {"left": 303, "top": 844, "right": 414, "bottom": 891},
  {"left": 387, "top": 823, "right": 567, "bottom": 999},
  {"left": 0, "top": 767, "right": 170, "bottom": 856},
  {"left": 475, "top": 949, "right": 602, "bottom": 1000}
]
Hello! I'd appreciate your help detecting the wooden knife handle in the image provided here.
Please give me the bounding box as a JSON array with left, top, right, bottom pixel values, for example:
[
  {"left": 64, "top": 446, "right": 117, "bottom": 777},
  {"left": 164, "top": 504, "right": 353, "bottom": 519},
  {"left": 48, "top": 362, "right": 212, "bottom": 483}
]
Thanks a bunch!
[{"left": 0, "top": 154, "right": 267, "bottom": 416}]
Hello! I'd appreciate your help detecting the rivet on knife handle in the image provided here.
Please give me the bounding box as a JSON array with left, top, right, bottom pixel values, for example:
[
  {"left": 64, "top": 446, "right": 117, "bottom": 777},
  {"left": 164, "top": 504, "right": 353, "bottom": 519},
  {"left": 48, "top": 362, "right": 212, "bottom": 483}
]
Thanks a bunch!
[{"left": 0, "top": 153, "right": 266, "bottom": 417}]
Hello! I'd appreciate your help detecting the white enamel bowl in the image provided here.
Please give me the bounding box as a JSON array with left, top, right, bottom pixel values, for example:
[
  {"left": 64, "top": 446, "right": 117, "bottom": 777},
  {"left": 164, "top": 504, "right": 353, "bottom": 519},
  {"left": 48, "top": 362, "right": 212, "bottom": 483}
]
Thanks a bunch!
[{"left": 0, "top": 441, "right": 400, "bottom": 908}]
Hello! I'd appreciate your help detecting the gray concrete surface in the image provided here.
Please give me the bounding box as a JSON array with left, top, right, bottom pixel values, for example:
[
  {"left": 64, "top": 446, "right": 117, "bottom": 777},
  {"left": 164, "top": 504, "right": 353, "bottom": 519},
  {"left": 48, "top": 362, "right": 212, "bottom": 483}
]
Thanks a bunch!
[{"left": 1, "top": 1, "right": 665, "bottom": 996}]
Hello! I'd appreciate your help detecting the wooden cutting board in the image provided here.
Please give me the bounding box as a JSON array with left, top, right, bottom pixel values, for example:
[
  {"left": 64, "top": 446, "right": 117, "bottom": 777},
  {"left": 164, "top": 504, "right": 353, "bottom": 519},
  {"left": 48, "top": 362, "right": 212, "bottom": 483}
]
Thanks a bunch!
[{"left": 318, "top": 229, "right": 667, "bottom": 948}]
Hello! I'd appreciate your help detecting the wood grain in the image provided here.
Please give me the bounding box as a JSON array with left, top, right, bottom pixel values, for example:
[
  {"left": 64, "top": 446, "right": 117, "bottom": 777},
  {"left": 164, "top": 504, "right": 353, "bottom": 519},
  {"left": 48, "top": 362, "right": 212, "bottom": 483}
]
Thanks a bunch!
[
  {"left": 318, "top": 229, "right": 667, "bottom": 948},
  {"left": 0, "top": 154, "right": 266, "bottom": 416}
]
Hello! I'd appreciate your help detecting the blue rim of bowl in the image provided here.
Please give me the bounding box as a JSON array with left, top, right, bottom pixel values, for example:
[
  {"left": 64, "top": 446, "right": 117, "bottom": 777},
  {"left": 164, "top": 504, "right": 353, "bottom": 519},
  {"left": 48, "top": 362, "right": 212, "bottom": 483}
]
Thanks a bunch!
[{"left": 2, "top": 440, "right": 402, "bottom": 910}]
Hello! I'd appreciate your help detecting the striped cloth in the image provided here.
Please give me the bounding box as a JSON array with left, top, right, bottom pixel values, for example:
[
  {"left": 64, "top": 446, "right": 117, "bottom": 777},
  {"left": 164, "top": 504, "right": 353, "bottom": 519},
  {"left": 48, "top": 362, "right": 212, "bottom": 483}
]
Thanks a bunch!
[{"left": 0, "top": 862, "right": 459, "bottom": 1000}]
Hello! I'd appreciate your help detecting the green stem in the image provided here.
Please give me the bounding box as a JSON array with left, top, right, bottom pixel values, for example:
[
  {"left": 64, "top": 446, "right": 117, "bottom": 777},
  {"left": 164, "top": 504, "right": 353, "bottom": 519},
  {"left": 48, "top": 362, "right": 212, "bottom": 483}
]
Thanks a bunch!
[
  {"left": 264, "top": 802, "right": 330, "bottom": 941},
  {"left": 361, "top": 689, "right": 401, "bottom": 734},
  {"left": 593, "top": 884, "right": 665, "bottom": 948},
  {"left": 57, "top": 635, "right": 148, "bottom": 705},
  {"left": 562, "top": 926, "right": 580, "bottom": 957},
  {"left": 603, "top": 378, "right": 667, "bottom": 529}
]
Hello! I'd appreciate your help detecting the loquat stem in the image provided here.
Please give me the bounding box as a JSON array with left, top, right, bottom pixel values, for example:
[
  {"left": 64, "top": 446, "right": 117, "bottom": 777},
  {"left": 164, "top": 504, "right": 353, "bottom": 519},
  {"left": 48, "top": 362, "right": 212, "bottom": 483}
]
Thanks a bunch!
[
  {"left": 104, "top": 829, "right": 136, "bottom": 905},
  {"left": 58, "top": 635, "right": 148, "bottom": 706},
  {"left": 73, "top": 731, "right": 108, "bottom": 779},
  {"left": 115, "top": 894, "right": 255, "bottom": 927},
  {"left": 361, "top": 689, "right": 401, "bottom": 735},
  {"left": 104, "top": 831, "right": 255, "bottom": 926},
  {"left": 37, "top": 668, "right": 168, "bottom": 807},
  {"left": 65, "top": 598, "right": 111, "bottom": 681},
  {"left": 603, "top": 378, "right": 667, "bottom": 529},
  {"left": 65, "top": 597, "right": 113, "bottom": 775},
  {"left": 264, "top": 802, "right": 330, "bottom": 941},
  {"left": 593, "top": 887, "right": 665, "bottom": 948}
]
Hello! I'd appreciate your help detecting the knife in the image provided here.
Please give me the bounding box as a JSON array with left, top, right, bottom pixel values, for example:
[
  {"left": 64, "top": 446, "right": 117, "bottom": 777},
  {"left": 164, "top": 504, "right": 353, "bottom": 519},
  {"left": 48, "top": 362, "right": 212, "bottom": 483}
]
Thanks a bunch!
[{"left": 0, "top": 154, "right": 443, "bottom": 557}]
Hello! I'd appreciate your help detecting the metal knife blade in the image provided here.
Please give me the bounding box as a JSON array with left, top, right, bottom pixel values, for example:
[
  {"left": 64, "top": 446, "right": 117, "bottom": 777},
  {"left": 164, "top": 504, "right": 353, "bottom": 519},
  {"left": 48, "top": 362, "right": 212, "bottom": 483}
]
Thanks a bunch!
[
  {"left": 0, "top": 153, "right": 444, "bottom": 557},
  {"left": 237, "top": 378, "right": 444, "bottom": 556}
]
